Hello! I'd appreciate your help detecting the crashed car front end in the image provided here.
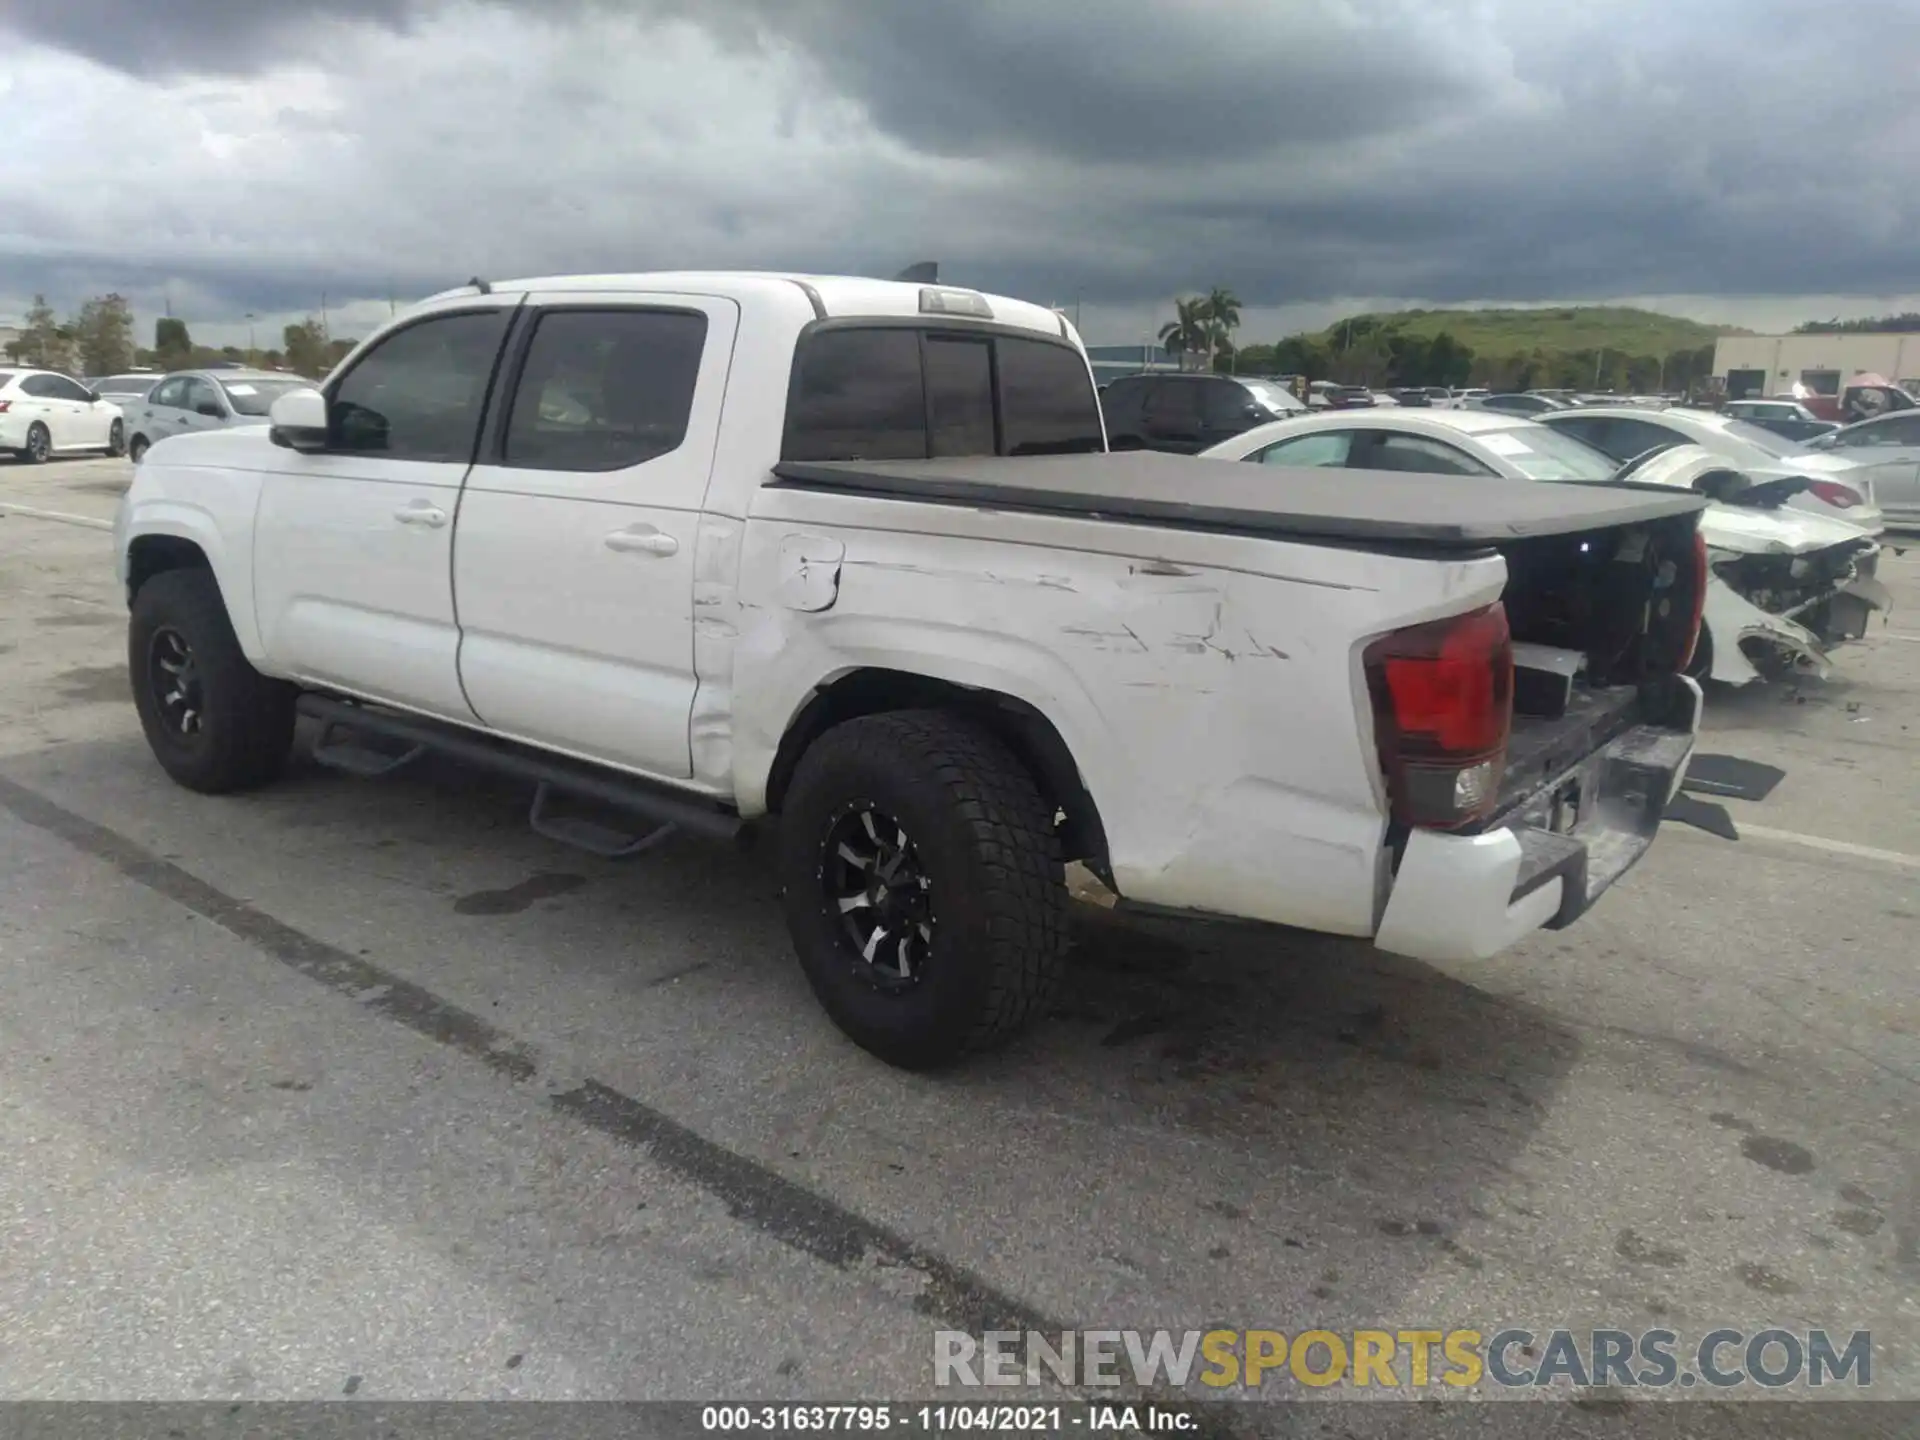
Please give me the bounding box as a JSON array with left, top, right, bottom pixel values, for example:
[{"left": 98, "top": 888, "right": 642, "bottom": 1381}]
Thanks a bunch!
[{"left": 1703, "top": 534, "right": 1890, "bottom": 684}]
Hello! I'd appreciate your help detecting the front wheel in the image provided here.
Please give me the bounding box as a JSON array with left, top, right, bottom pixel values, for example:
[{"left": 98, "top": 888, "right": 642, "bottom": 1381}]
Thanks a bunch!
[
  {"left": 127, "top": 434, "right": 150, "bottom": 464},
  {"left": 129, "top": 568, "right": 296, "bottom": 793},
  {"left": 107, "top": 419, "right": 125, "bottom": 457},
  {"left": 777, "top": 710, "right": 1068, "bottom": 1069}
]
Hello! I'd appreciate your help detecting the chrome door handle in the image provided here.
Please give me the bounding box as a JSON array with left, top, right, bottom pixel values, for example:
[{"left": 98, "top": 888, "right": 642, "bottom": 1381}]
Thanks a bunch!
[
  {"left": 394, "top": 501, "right": 448, "bottom": 528},
  {"left": 604, "top": 526, "right": 678, "bottom": 557}
]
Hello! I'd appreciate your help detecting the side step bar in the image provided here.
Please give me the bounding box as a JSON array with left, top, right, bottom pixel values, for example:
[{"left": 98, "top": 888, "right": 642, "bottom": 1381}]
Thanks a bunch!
[{"left": 297, "top": 695, "right": 744, "bottom": 854}]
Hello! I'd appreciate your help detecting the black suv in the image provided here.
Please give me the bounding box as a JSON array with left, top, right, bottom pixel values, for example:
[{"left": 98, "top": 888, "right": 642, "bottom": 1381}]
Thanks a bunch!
[{"left": 1100, "top": 373, "right": 1303, "bottom": 453}]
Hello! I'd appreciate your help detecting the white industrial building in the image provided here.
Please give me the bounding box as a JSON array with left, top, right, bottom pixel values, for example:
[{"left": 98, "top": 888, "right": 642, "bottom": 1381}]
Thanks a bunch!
[{"left": 1713, "top": 331, "right": 1920, "bottom": 400}]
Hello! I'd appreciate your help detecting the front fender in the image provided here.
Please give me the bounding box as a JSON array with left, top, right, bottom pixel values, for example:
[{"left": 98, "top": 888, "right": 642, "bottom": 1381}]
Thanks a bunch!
[{"left": 120, "top": 496, "right": 265, "bottom": 663}]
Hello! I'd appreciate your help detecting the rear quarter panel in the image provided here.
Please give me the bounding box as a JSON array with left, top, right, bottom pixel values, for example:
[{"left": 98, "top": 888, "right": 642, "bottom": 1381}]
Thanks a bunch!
[{"left": 726, "top": 489, "right": 1506, "bottom": 936}]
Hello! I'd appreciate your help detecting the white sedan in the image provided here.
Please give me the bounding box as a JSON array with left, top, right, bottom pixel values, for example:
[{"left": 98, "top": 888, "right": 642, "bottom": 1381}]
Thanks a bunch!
[
  {"left": 0, "top": 368, "right": 126, "bottom": 462},
  {"left": 1202, "top": 409, "right": 1889, "bottom": 687}
]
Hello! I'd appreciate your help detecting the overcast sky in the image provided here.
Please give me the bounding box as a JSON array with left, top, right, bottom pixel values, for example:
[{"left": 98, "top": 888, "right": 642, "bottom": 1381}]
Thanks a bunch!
[{"left": 3, "top": 0, "right": 1917, "bottom": 349}]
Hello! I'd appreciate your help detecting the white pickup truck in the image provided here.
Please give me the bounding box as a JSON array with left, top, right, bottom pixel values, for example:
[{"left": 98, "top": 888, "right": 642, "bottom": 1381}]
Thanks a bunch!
[{"left": 115, "top": 272, "right": 1709, "bottom": 1067}]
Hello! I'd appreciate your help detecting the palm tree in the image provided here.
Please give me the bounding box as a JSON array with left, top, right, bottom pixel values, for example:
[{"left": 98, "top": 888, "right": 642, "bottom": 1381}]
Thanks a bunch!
[
  {"left": 1203, "top": 287, "right": 1243, "bottom": 370},
  {"left": 1158, "top": 298, "right": 1211, "bottom": 371}
]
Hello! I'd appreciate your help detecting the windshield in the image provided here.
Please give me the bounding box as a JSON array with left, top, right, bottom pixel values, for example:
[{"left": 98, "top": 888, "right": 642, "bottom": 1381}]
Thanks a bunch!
[
  {"left": 1239, "top": 379, "right": 1300, "bottom": 413},
  {"left": 218, "top": 377, "right": 308, "bottom": 415},
  {"left": 1478, "top": 422, "right": 1620, "bottom": 481},
  {"left": 97, "top": 375, "right": 154, "bottom": 394}
]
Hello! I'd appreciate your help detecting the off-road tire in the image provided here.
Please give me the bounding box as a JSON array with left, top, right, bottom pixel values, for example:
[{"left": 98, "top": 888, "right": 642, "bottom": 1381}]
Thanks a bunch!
[
  {"left": 19, "top": 422, "right": 50, "bottom": 464},
  {"left": 778, "top": 709, "right": 1068, "bottom": 1069},
  {"left": 127, "top": 434, "right": 150, "bottom": 464},
  {"left": 107, "top": 420, "right": 125, "bottom": 457},
  {"left": 129, "top": 568, "right": 296, "bottom": 793}
]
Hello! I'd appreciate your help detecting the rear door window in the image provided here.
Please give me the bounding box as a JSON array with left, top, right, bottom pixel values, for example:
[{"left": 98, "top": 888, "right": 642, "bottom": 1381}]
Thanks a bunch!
[
  {"left": 1203, "top": 380, "right": 1259, "bottom": 426},
  {"left": 1253, "top": 431, "right": 1353, "bottom": 467},
  {"left": 1099, "top": 377, "right": 1153, "bottom": 426},
  {"left": 1361, "top": 432, "right": 1496, "bottom": 475},
  {"left": 502, "top": 308, "right": 709, "bottom": 472},
  {"left": 1144, "top": 380, "right": 1203, "bottom": 423},
  {"left": 1603, "top": 417, "right": 1685, "bottom": 461}
]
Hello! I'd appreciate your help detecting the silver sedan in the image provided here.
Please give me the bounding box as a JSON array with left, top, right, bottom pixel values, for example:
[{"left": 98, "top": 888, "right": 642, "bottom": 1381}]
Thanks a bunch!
[
  {"left": 122, "top": 369, "right": 314, "bottom": 463},
  {"left": 1533, "top": 404, "right": 1882, "bottom": 530},
  {"left": 1801, "top": 409, "right": 1920, "bottom": 525}
]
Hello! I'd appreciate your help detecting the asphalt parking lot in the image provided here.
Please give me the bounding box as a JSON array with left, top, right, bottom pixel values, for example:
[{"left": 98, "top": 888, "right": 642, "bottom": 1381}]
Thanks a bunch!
[{"left": 1, "top": 456, "right": 1915, "bottom": 1421}]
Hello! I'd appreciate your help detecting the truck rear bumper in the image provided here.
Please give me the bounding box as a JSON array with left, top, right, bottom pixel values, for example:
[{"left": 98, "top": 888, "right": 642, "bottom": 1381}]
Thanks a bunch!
[{"left": 1372, "top": 679, "right": 1700, "bottom": 964}]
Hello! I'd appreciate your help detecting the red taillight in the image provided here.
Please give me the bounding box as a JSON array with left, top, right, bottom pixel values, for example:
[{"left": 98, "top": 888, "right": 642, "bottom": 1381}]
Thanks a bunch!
[
  {"left": 1806, "top": 479, "right": 1861, "bottom": 509},
  {"left": 1679, "top": 529, "right": 1708, "bottom": 673},
  {"left": 0, "top": 400, "right": 11, "bottom": 414},
  {"left": 1363, "top": 603, "right": 1513, "bottom": 829}
]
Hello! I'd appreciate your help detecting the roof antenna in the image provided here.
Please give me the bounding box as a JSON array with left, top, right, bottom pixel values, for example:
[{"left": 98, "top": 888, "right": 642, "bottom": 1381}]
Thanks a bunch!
[
  {"left": 468, "top": 276, "right": 492, "bottom": 294},
  {"left": 892, "top": 261, "right": 938, "bottom": 284}
]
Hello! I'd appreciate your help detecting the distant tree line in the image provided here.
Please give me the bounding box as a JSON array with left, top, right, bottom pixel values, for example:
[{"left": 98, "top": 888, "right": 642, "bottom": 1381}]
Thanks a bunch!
[
  {"left": 1792, "top": 313, "right": 1920, "bottom": 334},
  {"left": 5, "top": 292, "right": 353, "bottom": 379}
]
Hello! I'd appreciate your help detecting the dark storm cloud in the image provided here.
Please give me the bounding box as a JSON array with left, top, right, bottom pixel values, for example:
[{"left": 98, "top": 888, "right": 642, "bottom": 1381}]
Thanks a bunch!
[
  {"left": 4, "top": 0, "right": 1918, "bottom": 321},
  {"left": 680, "top": 0, "right": 1491, "bottom": 161},
  {"left": 0, "top": 0, "right": 424, "bottom": 74}
]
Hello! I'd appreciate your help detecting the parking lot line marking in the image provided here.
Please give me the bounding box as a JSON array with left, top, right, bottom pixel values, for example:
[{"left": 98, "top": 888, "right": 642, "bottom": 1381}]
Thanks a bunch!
[
  {"left": 0, "top": 771, "right": 1067, "bottom": 1343},
  {"left": 0, "top": 502, "right": 114, "bottom": 531},
  {"left": 1734, "top": 821, "right": 1920, "bottom": 871}
]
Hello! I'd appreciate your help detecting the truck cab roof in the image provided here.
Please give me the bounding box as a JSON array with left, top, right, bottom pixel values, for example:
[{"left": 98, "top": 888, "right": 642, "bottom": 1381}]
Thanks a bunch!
[{"left": 422, "top": 272, "right": 1076, "bottom": 341}]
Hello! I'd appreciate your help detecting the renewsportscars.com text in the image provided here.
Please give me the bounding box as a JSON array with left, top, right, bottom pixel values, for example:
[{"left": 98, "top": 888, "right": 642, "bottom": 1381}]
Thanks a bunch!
[{"left": 934, "top": 1327, "right": 1873, "bottom": 1391}]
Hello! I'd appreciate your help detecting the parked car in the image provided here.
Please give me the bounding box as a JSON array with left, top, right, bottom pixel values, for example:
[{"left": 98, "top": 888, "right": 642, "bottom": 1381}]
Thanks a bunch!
[
  {"left": 121, "top": 369, "right": 315, "bottom": 463},
  {"left": 1199, "top": 408, "right": 1887, "bottom": 688},
  {"left": 0, "top": 368, "right": 125, "bottom": 462},
  {"left": 1536, "top": 405, "right": 1882, "bottom": 530},
  {"left": 1802, "top": 409, "right": 1920, "bottom": 525},
  {"left": 88, "top": 371, "right": 161, "bottom": 411},
  {"left": 1100, "top": 372, "right": 1305, "bottom": 453},
  {"left": 115, "top": 270, "right": 1709, "bottom": 1067},
  {"left": 1307, "top": 383, "right": 1377, "bottom": 410},
  {"left": 1470, "top": 392, "right": 1569, "bottom": 416},
  {"left": 1722, "top": 398, "right": 1839, "bottom": 444},
  {"left": 1800, "top": 375, "right": 1916, "bottom": 424}
]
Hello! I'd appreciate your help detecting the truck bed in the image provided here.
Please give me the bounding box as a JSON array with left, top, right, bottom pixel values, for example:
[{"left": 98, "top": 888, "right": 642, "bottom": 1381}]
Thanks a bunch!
[{"left": 770, "top": 452, "right": 1706, "bottom": 550}]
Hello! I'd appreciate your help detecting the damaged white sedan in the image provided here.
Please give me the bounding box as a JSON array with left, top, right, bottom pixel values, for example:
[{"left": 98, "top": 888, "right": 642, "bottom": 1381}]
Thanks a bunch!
[{"left": 1200, "top": 409, "right": 1888, "bottom": 686}]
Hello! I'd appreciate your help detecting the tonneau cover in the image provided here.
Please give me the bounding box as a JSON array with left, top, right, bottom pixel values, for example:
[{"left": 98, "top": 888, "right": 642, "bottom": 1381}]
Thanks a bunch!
[{"left": 770, "top": 452, "right": 1706, "bottom": 548}]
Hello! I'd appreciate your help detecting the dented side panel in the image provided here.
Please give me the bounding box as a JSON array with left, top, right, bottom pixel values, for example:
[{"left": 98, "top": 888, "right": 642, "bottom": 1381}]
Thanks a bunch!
[{"left": 720, "top": 488, "right": 1508, "bottom": 936}]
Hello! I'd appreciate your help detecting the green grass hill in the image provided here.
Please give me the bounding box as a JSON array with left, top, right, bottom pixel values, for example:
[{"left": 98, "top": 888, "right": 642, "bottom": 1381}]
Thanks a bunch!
[{"left": 1317, "top": 306, "right": 1737, "bottom": 359}]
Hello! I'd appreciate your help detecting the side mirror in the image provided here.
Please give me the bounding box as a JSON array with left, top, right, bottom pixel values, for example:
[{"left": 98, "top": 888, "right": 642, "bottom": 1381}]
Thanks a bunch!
[
  {"left": 85, "top": 388, "right": 102, "bottom": 403},
  {"left": 268, "top": 387, "right": 329, "bottom": 452}
]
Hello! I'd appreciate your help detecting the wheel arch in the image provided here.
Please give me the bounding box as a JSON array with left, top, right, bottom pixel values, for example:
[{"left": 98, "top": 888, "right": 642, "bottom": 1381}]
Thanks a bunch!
[
  {"left": 125, "top": 532, "right": 214, "bottom": 605},
  {"left": 763, "top": 668, "right": 1111, "bottom": 879},
  {"left": 121, "top": 515, "right": 266, "bottom": 664}
]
